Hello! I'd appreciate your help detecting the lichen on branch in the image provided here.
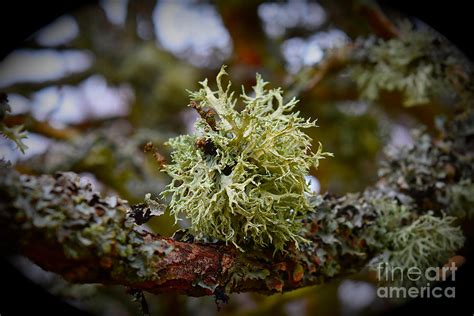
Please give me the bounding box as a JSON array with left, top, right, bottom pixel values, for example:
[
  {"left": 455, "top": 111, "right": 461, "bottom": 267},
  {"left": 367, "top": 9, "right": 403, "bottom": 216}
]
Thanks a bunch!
[
  {"left": 0, "top": 108, "right": 471, "bottom": 296},
  {"left": 351, "top": 23, "right": 473, "bottom": 106},
  {"left": 162, "top": 66, "right": 332, "bottom": 252}
]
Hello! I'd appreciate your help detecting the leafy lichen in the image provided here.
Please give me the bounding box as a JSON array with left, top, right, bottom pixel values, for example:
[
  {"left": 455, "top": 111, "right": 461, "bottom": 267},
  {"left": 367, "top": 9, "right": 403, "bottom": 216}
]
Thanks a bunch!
[{"left": 163, "top": 66, "right": 332, "bottom": 252}]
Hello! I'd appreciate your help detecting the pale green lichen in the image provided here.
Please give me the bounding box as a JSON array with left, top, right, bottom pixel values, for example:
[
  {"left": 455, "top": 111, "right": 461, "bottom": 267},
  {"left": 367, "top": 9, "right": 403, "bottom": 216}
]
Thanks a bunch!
[
  {"left": 0, "top": 94, "right": 28, "bottom": 154},
  {"left": 384, "top": 212, "right": 464, "bottom": 269},
  {"left": 367, "top": 201, "right": 465, "bottom": 286},
  {"left": 163, "top": 66, "right": 332, "bottom": 252},
  {"left": 351, "top": 22, "right": 472, "bottom": 107},
  {"left": 447, "top": 179, "right": 474, "bottom": 219}
]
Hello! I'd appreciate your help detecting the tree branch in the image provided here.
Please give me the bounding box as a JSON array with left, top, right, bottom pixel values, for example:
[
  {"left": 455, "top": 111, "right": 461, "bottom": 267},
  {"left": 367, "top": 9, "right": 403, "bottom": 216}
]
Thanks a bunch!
[
  {"left": 1, "top": 108, "right": 472, "bottom": 297},
  {"left": 0, "top": 168, "right": 368, "bottom": 295},
  {"left": 286, "top": 44, "right": 353, "bottom": 100},
  {"left": 4, "top": 114, "right": 79, "bottom": 140},
  {"left": 357, "top": 1, "right": 400, "bottom": 40}
]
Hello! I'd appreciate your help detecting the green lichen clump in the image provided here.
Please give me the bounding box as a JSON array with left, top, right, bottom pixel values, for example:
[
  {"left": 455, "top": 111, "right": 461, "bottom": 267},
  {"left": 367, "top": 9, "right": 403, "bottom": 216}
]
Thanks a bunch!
[
  {"left": 163, "top": 67, "right": 332, "bottom": 252},
  {"left": 366, "top": 201, "right": 464, "bottom": 286},
  {"left": 352, "top": 23, "right": 471, "bottom": 107}
]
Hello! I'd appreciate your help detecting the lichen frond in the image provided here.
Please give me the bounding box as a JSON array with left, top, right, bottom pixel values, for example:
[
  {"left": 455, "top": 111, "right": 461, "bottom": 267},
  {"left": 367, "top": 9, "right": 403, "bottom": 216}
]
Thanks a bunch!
[{"left": 163, "top": 66, "right": 332, "bottom": 252}]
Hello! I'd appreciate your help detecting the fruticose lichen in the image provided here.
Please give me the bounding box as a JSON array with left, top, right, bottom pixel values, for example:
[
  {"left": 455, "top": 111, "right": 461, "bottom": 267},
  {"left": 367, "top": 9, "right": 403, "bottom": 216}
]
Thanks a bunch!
[
  {"left": 163, "top": 66, "right": 332, "bottom": 252},
  {"left": 351, "top": 23, "right": 472, "bottom": 107},
  {"left": 366, "top": 202, "right": 465, "bottom": 286}
]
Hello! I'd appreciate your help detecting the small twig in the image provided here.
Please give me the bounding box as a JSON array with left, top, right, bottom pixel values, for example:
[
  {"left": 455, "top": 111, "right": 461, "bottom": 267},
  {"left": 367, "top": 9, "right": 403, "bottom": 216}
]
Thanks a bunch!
[
  {"left": 189, "top": 101, "right": 222, "bottom": 156},
  {"left": 4, "top": 114, "right": 79, "bottom": 140},
  {"left": 144, "top": 141, "right": 166, "bottom": 169},
  {"left": 189, "top": 101, "right": 219, "bottom": 132},
  {"left": 304, "top": 45, "right": 353, "bottom": 92},
  {"left": 286, "top": 45, "right": 353, "bottom": 100},
  {"left": 357, "top": 1, "right": 400, "bottom": 40}
]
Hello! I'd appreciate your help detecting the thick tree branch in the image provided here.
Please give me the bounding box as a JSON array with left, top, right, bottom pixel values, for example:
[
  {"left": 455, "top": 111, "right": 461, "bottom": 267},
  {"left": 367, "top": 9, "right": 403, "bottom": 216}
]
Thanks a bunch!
[
  {"left": 0, "top": 167, "right": 371, "bottom": 295},
  {"left": 1, "top": 108, "right": 472, "bottom": 297}
]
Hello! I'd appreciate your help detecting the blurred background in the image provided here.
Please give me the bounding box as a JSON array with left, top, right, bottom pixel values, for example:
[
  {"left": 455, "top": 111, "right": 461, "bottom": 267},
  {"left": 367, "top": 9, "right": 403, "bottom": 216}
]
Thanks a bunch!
[{"left": 0, "top": 0, "right": 471, "bottom": 315}]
